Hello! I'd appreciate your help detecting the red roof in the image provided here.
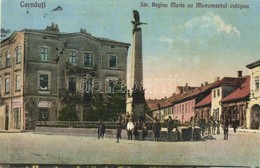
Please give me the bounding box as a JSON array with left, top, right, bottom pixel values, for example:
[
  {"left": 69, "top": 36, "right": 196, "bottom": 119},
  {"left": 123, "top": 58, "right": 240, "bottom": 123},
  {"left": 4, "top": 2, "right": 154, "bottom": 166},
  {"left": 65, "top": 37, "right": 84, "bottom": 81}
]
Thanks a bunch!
[
  {"left": 221, "top": 76, "right": 250, "bottom": 103},
  {"left": 195, "top": 93, "right": 212, "bottom": 107},
  {"left": 146, "top": 99, "right": 164, "bottom": 110}
]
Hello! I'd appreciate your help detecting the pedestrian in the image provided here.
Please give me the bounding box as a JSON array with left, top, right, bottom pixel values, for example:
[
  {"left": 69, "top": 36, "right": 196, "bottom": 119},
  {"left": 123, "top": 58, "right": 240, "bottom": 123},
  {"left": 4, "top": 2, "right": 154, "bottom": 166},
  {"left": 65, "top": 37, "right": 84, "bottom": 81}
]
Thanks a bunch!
[
  {"left": 152, "top": 119, "right": 161, "bottom": 142},
  {"left": 190, "top": 116, "right": 195, "bottom": 141},
  {"left": 126, "top": 120, "right": 134, "bottom": 140},
  {"left": 232, "top": 116, "right": 238, "bottom": 133},
  {"left": 141, "top": 122, "right": 148, "bottom": 140},
  {"left": 97, "top": 119, "right": 106, "bottom": 140},
  {"left": 223, "top": 118, "right": 229, "bottom": 140},
  {"left": 133, "top": 122, "right": 139, "bottom": 140},
  {"left": 216, "top": 120, "right": 220, "bottom": 134},
  {"left": 207, "top": 117, "right": 212, "bottom": 135},
  {"left": 212, "top": 118, "right": 216, "bottom": 135},
  {"left": 167, "top": 116, "right": 174, "bottom": 141},
  {"left": 116, "top": 121, "right": 122, "bottom": 143},
  {"left": 199, "top": 117, "right": 206, "bottom": 136}
]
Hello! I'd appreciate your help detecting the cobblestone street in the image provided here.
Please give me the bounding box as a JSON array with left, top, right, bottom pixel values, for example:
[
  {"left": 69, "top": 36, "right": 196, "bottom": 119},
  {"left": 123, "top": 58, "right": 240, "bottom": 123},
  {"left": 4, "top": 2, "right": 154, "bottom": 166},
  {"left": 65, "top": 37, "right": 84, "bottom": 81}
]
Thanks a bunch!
[{"left": 0, "top": 130, "right": 259, "bottom": 167}]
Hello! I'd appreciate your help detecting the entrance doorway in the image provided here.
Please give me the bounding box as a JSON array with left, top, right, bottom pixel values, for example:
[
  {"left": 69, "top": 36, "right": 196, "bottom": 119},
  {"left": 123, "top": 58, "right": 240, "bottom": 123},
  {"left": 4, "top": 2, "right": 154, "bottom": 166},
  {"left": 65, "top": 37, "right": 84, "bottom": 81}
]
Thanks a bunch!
[
  {"left": 251, "top": 104, "right": 260, "bottom": 129},
  {"left": 5, "top": 105, "right": 9, "bottom": 130}
]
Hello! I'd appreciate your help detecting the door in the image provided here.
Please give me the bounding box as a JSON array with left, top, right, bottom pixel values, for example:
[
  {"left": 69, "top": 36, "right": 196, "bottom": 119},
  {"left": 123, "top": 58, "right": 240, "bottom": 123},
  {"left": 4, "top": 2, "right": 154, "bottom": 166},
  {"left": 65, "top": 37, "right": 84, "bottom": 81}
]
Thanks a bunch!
[
  {"left": 5, "top": 105, "right": 9, "bottom": 130},
  {"left": 251, "top": 104, "right": 260, "bottom": 129}
]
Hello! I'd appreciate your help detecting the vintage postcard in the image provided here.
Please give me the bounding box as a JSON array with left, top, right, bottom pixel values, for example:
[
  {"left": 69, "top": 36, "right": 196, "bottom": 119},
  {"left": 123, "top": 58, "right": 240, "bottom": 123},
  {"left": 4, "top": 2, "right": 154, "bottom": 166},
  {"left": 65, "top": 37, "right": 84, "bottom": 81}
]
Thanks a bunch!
[{"left": 0, "top": 0, "right": 260, "bottom": 167}]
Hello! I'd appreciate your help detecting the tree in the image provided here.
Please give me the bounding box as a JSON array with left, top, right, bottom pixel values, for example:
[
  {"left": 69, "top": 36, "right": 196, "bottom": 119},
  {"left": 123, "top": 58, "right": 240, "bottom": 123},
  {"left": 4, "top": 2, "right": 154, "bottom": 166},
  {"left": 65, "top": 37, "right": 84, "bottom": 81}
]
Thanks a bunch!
[
  {"left": 58, "top": 104, "right": 80, "bottom": 121},
  {"left": 86, "top": 91, "right": 126, "bottom": 121}
]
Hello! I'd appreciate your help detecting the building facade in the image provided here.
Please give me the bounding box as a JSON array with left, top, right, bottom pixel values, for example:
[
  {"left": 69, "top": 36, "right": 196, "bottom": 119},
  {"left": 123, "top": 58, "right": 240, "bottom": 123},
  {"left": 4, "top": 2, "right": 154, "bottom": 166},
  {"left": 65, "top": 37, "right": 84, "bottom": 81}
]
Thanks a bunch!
[
  {"left": 0, "top": 24, "right": 130, "bottom": 131},
  {"left": 246, "top": 60, "right": 260, "bottom": 129}
]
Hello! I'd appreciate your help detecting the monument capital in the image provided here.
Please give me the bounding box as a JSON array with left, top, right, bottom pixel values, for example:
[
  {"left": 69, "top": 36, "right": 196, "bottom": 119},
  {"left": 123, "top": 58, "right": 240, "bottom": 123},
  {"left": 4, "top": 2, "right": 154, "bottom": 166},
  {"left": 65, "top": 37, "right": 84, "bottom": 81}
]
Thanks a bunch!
[{"left": 131, "top": 10, "right": 147, "bottom": 34}]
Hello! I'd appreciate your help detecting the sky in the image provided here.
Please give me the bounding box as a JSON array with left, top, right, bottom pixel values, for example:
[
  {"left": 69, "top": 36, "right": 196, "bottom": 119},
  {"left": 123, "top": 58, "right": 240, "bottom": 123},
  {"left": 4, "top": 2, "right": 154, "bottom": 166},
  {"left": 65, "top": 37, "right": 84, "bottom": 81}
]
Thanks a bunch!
[{"left": 1, "top": 0, "right": 260, "bottom": 99}]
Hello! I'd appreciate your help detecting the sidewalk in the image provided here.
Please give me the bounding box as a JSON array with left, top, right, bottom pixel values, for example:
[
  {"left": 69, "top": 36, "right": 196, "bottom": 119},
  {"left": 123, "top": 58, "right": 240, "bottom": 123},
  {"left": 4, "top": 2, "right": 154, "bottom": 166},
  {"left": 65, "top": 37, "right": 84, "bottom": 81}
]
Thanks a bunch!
[{"left": 235, "top": 128, "right": 260, "bottom": 134}]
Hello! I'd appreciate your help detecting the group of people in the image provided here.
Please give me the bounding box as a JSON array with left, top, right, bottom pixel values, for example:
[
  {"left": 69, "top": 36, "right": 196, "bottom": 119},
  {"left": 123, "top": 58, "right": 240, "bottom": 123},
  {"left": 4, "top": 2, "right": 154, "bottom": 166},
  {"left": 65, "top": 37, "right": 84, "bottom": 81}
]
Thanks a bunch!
[
  {"left": 97, "top": 114, "right": 240, "bottom": 142},
  {"left": 97, "top": 117, "right": 149, "bottom": 143},
  {"left": 197, "top": 116, "right": 221, "bottom": 136}
]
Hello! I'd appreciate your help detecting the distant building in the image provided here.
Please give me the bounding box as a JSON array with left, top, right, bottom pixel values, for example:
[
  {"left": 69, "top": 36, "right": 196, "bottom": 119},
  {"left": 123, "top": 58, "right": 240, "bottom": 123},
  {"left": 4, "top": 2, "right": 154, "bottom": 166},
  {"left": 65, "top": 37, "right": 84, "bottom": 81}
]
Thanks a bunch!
[
  {"left": 0, "top": 23, "right": 130, "bottom": 131},
  {"left": 246, "top": 60, "right": 260, "bottom": 129}
]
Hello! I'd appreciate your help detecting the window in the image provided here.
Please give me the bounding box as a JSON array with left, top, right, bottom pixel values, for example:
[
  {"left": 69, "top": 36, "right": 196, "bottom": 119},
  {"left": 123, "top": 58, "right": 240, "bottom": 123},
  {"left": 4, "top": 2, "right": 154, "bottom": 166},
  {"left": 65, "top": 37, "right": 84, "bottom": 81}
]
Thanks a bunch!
[
  {"left": 5, "top": 78, "right": 10, "bottom": 94},
  {"left": 68, "top": 77, "right": 76, "bottom": 92},
  {"left": 39, "top": 108, "right": 49, "bottom": 121},
  {"left": 15, "top": 75, "right": 21, "bottom": 91},
  {"left": 14, "top": 108, "right": 21, "bottom": 129},
  {"left": 109, "top": 54, "right": 117, "bottom": 69},
  {"left": 255, "top": 76, "right": 259, "bottom": 91},
  {"left": 69, "top": 51, "right": 77, "bottom": 64},
  {"left": 40, "top": 47, "right": 48, "bottom": 61},
  {"left": 39, "top": 74, "right": 48, "bottom": 91},
  {"left": 217, "top": 89, "right": 220, "bottom": 97},
  {"left": 16, "top": 48, "right": 21, "bottom": 64},
  {"left": 107, "top": 80, "right": 115, "bottom": 93},
  {"left": 83, "top": 52, "right": 93, "bottom": 68},
  {"left": 213, "top": 90, "right": 216, "bottom": 98},
  {"left": 6, "top": 52, "right": 10, "bottom": 67}
]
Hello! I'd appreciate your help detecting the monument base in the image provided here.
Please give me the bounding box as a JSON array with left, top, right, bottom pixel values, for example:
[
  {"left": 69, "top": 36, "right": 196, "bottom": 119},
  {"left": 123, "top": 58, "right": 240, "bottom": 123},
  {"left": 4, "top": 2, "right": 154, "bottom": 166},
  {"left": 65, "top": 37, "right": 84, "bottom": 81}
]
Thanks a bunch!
[{"left": 126, "top": 97, "right": 145, "bottom": 123}]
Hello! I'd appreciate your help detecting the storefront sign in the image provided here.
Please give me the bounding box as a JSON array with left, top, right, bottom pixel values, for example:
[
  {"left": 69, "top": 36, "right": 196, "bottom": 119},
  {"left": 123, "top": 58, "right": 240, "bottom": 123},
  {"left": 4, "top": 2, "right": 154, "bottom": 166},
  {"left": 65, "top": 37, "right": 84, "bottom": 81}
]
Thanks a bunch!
[
  {"left": 12, "top": 98, "right": 23, "bottom": 108},
  {"left": 38, "top": 101, "right": 51, "bottom": 108}
]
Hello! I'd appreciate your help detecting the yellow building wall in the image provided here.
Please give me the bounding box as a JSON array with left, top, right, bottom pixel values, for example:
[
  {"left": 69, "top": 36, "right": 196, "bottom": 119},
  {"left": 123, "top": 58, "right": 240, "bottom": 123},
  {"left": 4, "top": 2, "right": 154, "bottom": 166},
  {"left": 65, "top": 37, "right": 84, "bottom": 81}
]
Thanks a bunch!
[{"left": 246, "top": 65, "right": 260, "bottom": 128}]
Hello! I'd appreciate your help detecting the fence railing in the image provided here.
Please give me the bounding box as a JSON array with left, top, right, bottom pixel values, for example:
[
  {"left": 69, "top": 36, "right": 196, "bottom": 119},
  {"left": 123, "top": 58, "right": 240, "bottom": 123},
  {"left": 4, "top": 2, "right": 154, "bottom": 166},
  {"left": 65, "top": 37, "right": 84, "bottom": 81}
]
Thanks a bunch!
[
  {"left": 36, "top": 121, "right": 116, "bottom": 129},
  {"left": 36, "top": 121, "right": 154, "bottom": 130}
]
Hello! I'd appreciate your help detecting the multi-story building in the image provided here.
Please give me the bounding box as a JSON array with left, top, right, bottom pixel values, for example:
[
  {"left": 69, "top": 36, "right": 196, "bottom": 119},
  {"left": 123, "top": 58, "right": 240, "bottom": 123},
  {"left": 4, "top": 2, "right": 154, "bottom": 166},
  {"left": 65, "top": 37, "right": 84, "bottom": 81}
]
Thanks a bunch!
[
  {"left": 246, "top": 60, "right": 260, "bottom": 129},
  {"left": 211, "top": 72, "right": 247, "bottom": 122},
  {"left": 174, "top": 81, "right": 217, "bottom": 124},
  {"left": 220, "top": 76, "right": 250, "bottom": 128},
  {"left": 0, "top": 23, "right": 130, "bottom": 131}
]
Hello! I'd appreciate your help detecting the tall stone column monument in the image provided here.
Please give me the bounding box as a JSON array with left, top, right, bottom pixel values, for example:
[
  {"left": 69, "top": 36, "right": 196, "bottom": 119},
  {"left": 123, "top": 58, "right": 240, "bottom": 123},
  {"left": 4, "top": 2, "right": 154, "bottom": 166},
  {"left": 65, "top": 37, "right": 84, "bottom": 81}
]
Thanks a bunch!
[{"left": 126, "top": 10, "right": 147, "bottom": 122}]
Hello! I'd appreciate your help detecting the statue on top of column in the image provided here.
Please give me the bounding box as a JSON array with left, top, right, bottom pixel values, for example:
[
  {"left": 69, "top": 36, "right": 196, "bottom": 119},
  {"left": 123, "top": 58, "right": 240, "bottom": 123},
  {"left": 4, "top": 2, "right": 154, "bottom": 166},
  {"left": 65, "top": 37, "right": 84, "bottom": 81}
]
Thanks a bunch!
[{"left": 131, "top": 10, "right": 147, "bottom": 34}]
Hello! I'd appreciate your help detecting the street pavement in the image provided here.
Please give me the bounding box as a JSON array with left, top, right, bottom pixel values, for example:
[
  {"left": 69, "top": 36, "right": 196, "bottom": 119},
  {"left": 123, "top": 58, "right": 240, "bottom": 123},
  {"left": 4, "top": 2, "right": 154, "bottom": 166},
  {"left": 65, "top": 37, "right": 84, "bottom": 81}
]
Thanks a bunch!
[{"left": 0, "top": 130, "right": 259, "bottom": 167}]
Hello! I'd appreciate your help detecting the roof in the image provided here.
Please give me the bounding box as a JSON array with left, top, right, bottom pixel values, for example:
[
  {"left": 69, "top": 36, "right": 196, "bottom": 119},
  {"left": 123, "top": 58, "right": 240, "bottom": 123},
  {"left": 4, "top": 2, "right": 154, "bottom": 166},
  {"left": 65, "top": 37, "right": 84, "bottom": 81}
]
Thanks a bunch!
[
  {"left": 195, "top": 93, "right": 211, "bottom": 108},
  {"left": 147, "top": 76, "right": 249, "bottom": 111},
  {"left": 1, "top": 26, "right": 130, "bottom": 47},
  {"left": 246, "top": 60, "right": 260, "bottom": 69},
  {"left": 221, "top": 76, "right": 250, "bottom": 103},
  {"left": 211, "top": 77, "right": 246, "bottom": 89},
  {"left": 173, "top": 81, "right": 219, "bottom": 104},
  {"left": 146, "top": 99, "right": 164, "bottom": 111}
]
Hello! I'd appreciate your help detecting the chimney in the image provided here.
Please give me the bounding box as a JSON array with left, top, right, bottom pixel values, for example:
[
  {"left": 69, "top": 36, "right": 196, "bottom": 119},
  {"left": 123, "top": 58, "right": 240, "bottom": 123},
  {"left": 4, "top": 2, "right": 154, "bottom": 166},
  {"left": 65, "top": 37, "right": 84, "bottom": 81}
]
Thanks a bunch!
[
  {"left": 214, "top": 77, "right": 220, "bottom": 82},
  {"left": 201, "top": 83, "right": 204, "bottom": 87},
  {"left": 204, "top": 82, "right": 208, "bottom": 86},
  {"left": 238, "top": 70, "right": 242, "bottom": 77},
  {"left": 185, "top": 83, "right": 188, "bottom": 87}
]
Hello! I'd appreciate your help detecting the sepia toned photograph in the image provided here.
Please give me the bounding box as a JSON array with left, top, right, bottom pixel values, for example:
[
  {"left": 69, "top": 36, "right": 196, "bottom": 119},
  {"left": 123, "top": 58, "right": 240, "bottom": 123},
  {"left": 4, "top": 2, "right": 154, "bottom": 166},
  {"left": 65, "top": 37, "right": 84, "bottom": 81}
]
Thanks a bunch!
[{"left": 0, "top": 0, "right": 260, "bottom": 167}]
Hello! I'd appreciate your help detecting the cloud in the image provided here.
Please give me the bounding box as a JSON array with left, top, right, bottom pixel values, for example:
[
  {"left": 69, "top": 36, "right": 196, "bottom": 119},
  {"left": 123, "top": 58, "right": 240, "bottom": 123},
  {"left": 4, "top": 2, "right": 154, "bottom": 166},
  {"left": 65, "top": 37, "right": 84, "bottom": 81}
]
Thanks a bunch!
[
  {"left": 181, "top": 13, "right": 240, "bottom": 40},
  {"left": 159, "top": 35, "right": 174, "bottom": 45}
]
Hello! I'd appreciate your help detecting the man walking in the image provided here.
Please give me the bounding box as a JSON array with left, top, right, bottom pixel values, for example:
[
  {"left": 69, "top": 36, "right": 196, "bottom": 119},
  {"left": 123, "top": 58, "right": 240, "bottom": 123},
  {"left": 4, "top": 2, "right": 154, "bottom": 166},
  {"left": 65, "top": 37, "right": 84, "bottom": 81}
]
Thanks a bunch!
[
  {"left": 116, "top": 121, "right": 122, "bottom": 143},
  {"left": 126, "top": 120, "right": 134, "bottom": 140},
  {"left": 97, "top": 119, "right": 106, "bottom": 140},
  {"left": 152, "top": 119, "right": 161, "bottom": 142},
  {"left": 223, "top": 118, "right": 229, "bottom": 140}
]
